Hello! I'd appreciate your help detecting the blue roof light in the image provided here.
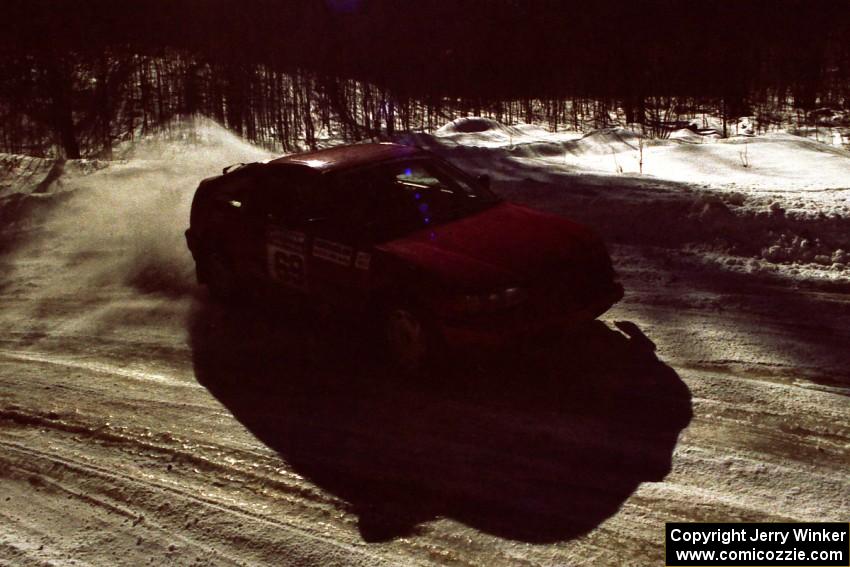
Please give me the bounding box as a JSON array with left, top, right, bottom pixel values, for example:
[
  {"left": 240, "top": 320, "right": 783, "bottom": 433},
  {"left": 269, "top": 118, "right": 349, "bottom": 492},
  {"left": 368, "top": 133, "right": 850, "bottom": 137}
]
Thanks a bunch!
[{"left": 326, "top": 0, "right": 361, "bottom": 14}]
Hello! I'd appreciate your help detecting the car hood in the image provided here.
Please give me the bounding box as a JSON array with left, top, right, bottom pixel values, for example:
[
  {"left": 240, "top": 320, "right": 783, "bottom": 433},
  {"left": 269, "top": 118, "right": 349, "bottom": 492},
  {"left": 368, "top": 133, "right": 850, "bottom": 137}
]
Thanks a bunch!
[{"left": 376, "top": 201, "right": 598, "bottom": 290}]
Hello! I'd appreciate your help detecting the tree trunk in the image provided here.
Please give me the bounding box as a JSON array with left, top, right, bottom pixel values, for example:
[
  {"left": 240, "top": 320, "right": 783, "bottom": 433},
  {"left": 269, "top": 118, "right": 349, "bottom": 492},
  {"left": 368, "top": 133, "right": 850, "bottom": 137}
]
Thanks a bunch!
[{"left": 45, "top": 56, "right": 80, "bottom": 159}]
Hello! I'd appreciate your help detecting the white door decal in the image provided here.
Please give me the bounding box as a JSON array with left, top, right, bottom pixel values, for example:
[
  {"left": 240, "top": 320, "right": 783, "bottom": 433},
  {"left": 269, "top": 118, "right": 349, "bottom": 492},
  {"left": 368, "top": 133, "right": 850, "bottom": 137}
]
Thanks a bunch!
[
  {"left": 267, "top": 228, "right": 308, "bottom": 290},
  {"left": 312, "top": 238, "right": 353, "bottom": 267}
]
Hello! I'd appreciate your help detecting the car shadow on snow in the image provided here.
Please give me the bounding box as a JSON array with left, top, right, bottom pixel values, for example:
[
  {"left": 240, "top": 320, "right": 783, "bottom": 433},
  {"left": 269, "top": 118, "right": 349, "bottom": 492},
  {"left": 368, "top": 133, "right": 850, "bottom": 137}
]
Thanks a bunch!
[{"left": 188, "top": 299, "right": 692, "bottom": 544}]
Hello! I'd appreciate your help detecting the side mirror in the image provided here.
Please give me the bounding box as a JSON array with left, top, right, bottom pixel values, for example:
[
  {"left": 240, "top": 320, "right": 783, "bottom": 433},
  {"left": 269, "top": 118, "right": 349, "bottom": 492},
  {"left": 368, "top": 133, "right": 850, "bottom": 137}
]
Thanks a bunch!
[
  {"left": 477, "top": 174, "right": 491, "bottom": 190},
  {"left": 223, "top": 162, "right": 246, "bottom": 175},
  {"left": 305, "top": 216, "right": 329, "bottom": 227}
]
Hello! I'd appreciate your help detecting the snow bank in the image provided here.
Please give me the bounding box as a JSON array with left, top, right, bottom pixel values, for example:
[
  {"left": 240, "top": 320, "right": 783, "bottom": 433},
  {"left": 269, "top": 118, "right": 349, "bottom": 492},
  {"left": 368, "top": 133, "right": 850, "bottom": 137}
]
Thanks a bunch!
[
  {"left": 426, "top": 118, "right": 850, "bottom": 195},
  {"left": 436, "top": 117, "right": 507, "bottom": 135},
  {"left": 530, "top": 130, "right": 850, "bottom": 198},
  {"left": 0, "top": 155, "right": 109, "bottom": 198},
  {"left": 433, "top": 116, "right": 582, "bottom": 149},
  {"left": 668, "top": 128, "right": 720, "bottom": 142},
  {"left": 399, "top": 117, "right": 850, "bottom": 287}
]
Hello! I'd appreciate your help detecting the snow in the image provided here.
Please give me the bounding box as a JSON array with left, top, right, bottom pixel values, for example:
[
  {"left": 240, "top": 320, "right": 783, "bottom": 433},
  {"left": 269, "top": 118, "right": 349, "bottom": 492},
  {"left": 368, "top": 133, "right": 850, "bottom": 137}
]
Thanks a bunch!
[
  {"left": 0, "top": 116, "right": 272, "bottom": 344},
  {"left": 3, "top": 113, "right": 849, "bottom": 339},
  {"left": 3, "top": 113, "right": 849, "bottom": 337},
  {"left": 392, "top": 117, "right": 850, "bottom": 287},
  {"left": 434, "top": 116, "right": 583, "bottom": 148},
  {"left": 442, "top": 124, "right": 850, "bottom": 196},
  {"left": 0, "top": 115, "right": 848, "bottom": 566}
]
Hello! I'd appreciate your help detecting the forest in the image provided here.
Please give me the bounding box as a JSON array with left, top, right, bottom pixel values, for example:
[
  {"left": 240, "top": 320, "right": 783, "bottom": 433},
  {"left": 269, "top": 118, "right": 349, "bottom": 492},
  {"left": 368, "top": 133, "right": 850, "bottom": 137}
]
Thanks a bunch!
[{"left": 2, "top": 0, "right": 850, "bottom": 157}]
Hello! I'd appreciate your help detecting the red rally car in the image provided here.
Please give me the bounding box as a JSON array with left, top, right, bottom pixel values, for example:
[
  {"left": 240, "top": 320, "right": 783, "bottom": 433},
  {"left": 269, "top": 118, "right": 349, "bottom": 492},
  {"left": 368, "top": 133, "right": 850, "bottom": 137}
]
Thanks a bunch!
[{"left": 185, "top": 143, "right": 623, "bottom": 369}]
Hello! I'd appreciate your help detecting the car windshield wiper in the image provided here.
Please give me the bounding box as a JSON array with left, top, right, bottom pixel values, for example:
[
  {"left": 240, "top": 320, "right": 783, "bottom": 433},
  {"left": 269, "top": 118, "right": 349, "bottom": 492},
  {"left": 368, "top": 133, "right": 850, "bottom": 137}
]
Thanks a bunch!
[
  {"left": 430, "top": 199, "right": 496, "bottom": 223},
  {"left": 467, "top": 195, "right": 501, "bottom": 208}
]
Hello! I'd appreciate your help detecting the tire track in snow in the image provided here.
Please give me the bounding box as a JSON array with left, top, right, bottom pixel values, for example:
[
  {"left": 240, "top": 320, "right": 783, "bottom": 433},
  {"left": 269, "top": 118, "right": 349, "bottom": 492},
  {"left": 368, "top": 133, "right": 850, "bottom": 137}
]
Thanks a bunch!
[
  {"left": 0, "top": 349, "right": 198, "bottom": 389},
  {"left": 0, "top": 438, "right": 422, "bottom": 567}
]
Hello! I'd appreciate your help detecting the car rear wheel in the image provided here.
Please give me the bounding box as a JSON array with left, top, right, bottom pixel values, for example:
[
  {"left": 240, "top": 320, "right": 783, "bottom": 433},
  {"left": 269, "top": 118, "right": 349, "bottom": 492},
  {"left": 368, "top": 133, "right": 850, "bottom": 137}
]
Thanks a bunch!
[{"left": 205, "top": 252, "right": 238, "bottom": 302}]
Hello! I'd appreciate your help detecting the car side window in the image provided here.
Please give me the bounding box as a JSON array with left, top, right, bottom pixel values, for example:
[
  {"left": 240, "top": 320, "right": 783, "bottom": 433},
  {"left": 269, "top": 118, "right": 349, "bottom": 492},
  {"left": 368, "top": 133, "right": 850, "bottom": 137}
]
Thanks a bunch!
[
  {"left": 320, "top": 157, "right": 496, "bottom": 241},
  {"left": 393, "top": 162, "right": 463, "bottom": 194},
  {"left": 245, "top": 168, "right": 318, "bottom": 225},
  {"left": 324, "top": 170, "right": 386, "bottom": 230},
  {"left": 384, "top": 160, "right": 468, "bottom": 225}
]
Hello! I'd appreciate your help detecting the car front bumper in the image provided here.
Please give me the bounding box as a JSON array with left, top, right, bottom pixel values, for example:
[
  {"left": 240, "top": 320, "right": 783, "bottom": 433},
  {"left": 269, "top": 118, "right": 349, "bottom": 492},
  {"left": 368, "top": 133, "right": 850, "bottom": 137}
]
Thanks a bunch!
[{"left": 438, "top": 281, "right": 624, "bottom": 349}]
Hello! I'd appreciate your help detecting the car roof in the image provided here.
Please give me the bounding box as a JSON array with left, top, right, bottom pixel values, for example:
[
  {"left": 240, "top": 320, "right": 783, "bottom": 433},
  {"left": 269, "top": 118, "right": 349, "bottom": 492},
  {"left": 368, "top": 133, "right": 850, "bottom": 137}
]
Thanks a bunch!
[{"left": 269, "top": 142, "right": 427, "bottom": 172}]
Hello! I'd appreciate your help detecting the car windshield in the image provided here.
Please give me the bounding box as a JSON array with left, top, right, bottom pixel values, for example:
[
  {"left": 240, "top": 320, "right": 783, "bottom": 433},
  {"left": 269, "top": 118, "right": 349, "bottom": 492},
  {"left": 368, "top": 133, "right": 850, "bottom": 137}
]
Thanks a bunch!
[
  {"left": 385, "top": 158, "right": 498, "bottom": 223},
  {"left": 328, "top": 157, "right": 500, "bottom": 241}
]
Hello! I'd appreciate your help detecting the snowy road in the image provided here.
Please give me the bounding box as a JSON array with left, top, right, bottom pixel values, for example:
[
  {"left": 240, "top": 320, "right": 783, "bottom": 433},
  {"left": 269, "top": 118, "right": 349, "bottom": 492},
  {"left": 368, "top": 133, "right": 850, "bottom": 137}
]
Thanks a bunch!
[{"left": 0, "top": 121, "right": 848, "bottom": 565}]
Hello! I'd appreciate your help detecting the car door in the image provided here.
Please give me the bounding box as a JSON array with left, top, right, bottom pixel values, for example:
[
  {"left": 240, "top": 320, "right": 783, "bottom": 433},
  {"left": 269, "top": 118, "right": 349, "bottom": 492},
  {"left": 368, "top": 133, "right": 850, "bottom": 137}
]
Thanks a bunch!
[
  {"left": 304, "top": 169, "right": 383, "bottom": 305},
  {"left": 208, "top": 167, "right": 268, "bottom": 285},
  {"left": 249, "top": 167, "right": 318, "bottom": 295}
]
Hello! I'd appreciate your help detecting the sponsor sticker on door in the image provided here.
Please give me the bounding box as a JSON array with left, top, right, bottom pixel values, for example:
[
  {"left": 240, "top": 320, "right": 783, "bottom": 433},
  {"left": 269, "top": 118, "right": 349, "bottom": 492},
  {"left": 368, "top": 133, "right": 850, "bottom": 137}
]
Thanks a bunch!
[
  {"left": 267, "top": 228, "right": 307, "bottom": 290},
  {"left": 313, "top": 238, "right": 353, "bottom": 267}
]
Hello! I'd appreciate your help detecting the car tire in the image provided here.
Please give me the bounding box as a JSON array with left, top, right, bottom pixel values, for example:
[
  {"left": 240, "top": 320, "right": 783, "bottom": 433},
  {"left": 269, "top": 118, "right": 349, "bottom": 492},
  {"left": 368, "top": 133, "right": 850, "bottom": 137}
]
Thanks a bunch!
[
  {"left": 381, "top": 302, "right": 441, "bottom": 374},
  {"left": 204, "top": 251, "right": 238, "bottom": 303}
]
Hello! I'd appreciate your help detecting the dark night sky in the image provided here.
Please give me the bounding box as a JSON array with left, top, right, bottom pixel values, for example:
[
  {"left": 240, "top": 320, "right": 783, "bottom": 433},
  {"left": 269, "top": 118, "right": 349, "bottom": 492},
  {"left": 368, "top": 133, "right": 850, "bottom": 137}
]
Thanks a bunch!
[{"left": 3, "top": 0, "right": 849, "bottom": 97}]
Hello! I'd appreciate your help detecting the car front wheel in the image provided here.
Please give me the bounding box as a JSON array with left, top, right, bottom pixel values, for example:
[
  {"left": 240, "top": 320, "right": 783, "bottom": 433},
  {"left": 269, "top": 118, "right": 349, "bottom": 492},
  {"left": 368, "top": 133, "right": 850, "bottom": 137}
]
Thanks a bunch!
[{"left": 383, "top": 305, "right": 435, "bottom": 373}]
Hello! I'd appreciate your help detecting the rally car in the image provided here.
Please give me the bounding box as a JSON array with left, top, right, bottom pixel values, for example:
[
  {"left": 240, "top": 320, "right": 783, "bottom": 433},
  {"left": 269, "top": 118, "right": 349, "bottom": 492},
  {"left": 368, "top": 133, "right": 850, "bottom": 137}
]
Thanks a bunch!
[{"left": 185, "top": 142, "right": 623, "bottom": 369}]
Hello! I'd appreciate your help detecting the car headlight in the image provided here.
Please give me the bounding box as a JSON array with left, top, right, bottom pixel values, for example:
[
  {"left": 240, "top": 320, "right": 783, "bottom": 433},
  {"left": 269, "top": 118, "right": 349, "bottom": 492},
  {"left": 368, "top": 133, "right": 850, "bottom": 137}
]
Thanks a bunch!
[
  {"left": 441, "top": 286, "right": 528, "bottom": 316},
  {"left": 501, "top": 286, "right": 528, "bottom": 307}
]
